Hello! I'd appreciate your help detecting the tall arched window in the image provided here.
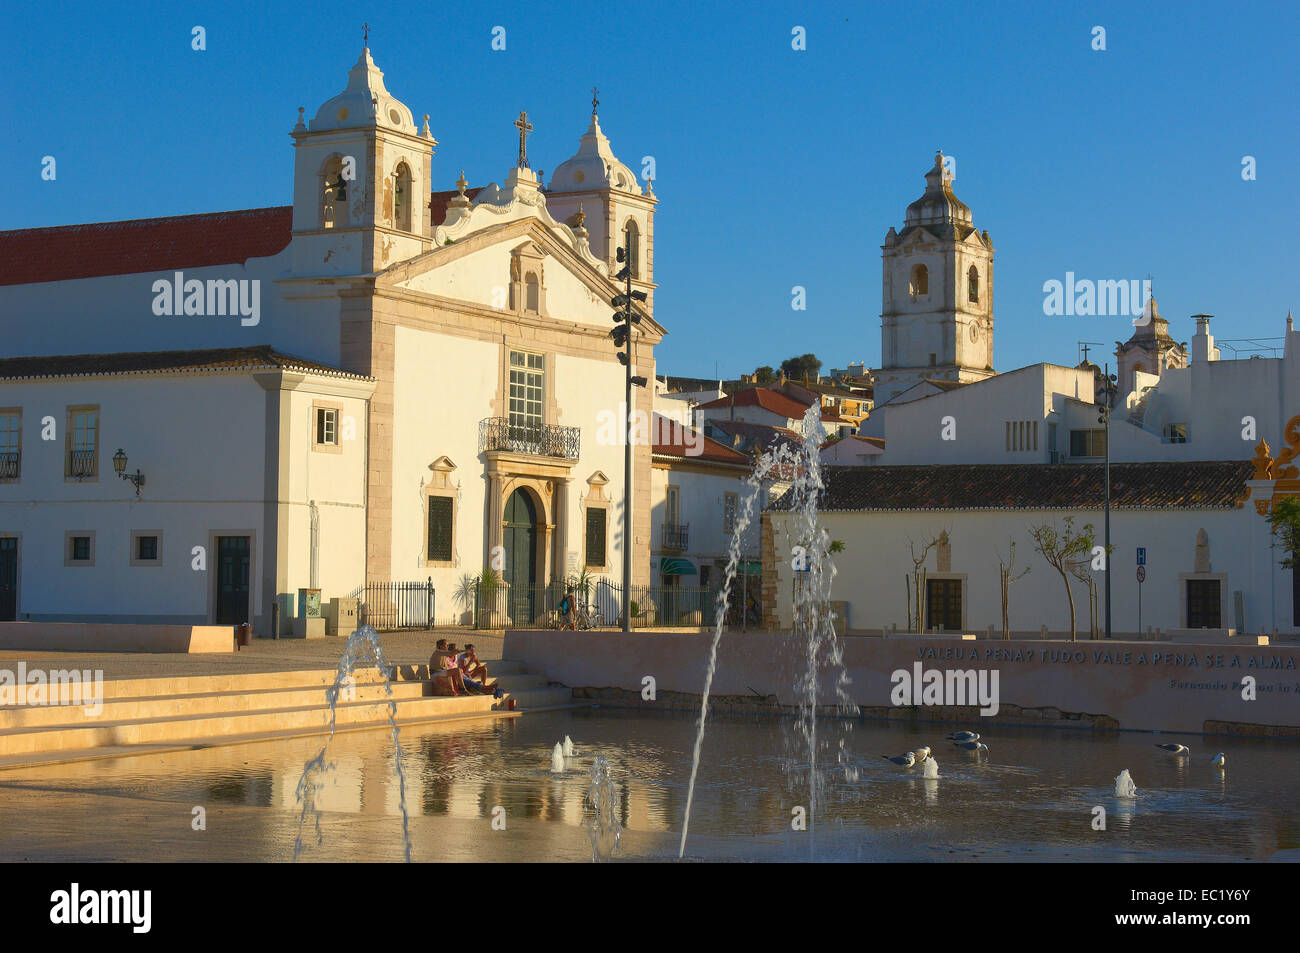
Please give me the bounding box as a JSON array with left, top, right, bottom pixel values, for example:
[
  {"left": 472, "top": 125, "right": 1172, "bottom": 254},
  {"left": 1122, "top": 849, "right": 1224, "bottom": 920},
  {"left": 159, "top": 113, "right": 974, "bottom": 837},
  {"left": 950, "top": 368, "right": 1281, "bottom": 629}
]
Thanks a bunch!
[
  {"left": 909, "top": 264, "right": 928, "bottom": 297},
  {"left": 322, "top": 156, "right": 349, "bottom": 228},
  {"left": 625, "top": 219, "right": 640, "bottom": 279},
  {"left": 394, "top": 163, "right": 412, "bottom": 231},
  {"left": 968, "top": 265, "right": 979, "bottom": 303}
]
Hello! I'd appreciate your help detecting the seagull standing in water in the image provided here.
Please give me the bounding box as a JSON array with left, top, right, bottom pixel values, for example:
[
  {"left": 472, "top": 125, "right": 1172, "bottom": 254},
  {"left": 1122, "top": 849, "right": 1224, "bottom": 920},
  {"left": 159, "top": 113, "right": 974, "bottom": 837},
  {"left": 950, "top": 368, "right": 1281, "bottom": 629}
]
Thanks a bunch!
[
  {"left": 948, "top": 731, "right": 980, "bottom": 743},
  {"left": 1211, "top": 752, "right": 1225, "bottom": 767},
  {"left": 909, "top": 746, "right": 932, "bottom": 765},
  {"left": 882, "top": 752, "right": 916, "bottom": 768},
  {"left": 954, "top": 740, "right": 989, "bottom": 755},
  {"left": 1155, "top": 743, "right": 1191, "bottom": 757}
]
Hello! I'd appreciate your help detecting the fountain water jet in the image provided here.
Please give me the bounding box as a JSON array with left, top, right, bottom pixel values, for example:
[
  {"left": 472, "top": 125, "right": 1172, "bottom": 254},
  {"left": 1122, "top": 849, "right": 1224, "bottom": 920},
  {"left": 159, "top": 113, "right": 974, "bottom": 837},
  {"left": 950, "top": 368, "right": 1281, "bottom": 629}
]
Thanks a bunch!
[
  {"left": 923, "top": 757, "right": 940, "bottom": 780},
  {"left": 1115, "top": 769, "right": 1137, "bottom": 798},
  {"left": 293, "top": 625, "right": 412, "bottom": 862},
  {"left": 679, "top": 404, "right": 858, "bottom": 859},
  {"left": 551, "top": 742, "right": 566, "bottom": 773},
  {"left": 563, "top": 735, "right": 577, "bottom": 758},
  {"left": 584, "top": 755, "right": 622, "bottom": 862}
]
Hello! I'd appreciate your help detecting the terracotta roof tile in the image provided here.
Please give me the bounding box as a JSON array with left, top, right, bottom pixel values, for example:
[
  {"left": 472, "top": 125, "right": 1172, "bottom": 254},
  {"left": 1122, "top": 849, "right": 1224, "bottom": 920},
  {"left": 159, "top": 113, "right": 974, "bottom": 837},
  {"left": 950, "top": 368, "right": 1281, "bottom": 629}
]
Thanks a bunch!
[
  {"left": 0, "top": 345, "right": 368, "bottom": 381},
  {"left": 0, "top": 189, "right": 480, "bottom": 288},
  {"left": 817, "top": 461, "right": 1253, "bottom": 511},
  {"left": 652, "top": 414, "right": 749, "bottom": 465},
  {"left": 697, "top": 387, "right": 813, "bottom": 419}
]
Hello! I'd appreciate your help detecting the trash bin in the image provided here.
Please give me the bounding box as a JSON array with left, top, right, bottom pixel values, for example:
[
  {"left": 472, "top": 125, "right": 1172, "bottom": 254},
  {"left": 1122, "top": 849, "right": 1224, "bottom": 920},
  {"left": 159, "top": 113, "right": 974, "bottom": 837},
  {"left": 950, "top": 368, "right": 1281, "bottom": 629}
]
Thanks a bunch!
[{"left": 237, "top": 622, "right": 252, "bottom": 650}]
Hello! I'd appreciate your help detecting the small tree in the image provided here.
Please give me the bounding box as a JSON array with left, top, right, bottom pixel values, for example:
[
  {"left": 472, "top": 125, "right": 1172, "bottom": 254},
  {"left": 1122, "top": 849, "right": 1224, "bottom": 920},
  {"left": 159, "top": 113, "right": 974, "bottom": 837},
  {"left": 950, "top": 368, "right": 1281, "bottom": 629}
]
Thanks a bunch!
[
  {"left": 1268, "top": 497, "right": 1300, "bottom": 569},
  {"left": 1029, "top": 517, "right": 1098, "bottom": 641},
  {"left": 905, "top": 533, "right": 941, "bottom": 632},
  {"left": 753, "top": 365, "right": 777, "bottom": 384},
  {"left": 995, "top": 539, "right": 1030, "bottom": 639},
  {"left": 780, "top": 353, "right": 822, "bottom": 381}
]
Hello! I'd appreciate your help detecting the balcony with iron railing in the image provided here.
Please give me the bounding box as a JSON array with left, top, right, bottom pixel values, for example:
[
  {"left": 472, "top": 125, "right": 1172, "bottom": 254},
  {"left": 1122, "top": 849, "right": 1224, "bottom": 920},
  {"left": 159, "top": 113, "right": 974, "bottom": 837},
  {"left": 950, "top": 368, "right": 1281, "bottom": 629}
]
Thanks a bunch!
[
  {"left": 67, "top": 449, "right": 97, "bottom": 478},
  {"left": 661, "top": 522, "right": 689, "bottom": 552},
  {"left": 0, "top": 452, "right": 18, "bottom": 479},
  {"left": 479, "top": 417, "right": 581, "bottom": 460}
]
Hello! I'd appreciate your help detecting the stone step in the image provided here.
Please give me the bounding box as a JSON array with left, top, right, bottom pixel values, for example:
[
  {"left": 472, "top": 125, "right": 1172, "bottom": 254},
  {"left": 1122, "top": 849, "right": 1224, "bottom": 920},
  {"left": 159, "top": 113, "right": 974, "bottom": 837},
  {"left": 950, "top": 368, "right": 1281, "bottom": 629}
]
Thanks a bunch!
[
  {"left": 0, "top": 668, "right": 350, "bottom": 704},
  {"left": 506, "top": 687, "right": 574, "bottom": 709},
  {"left": 0, "top": 692, "right": 506, "bottom": 757},
  {"left": 0, "top": 679, "right": 430, "bottom": 732}
]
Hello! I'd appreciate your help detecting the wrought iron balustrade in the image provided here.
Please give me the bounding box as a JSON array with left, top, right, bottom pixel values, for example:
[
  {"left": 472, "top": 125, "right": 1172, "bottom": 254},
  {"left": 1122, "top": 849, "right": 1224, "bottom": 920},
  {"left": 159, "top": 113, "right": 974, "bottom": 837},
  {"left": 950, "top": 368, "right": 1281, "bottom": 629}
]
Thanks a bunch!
[
  {"left": 479, "top": 417, "right": 580, "bottom": 459},
  {"left": 661, "top": 522, "right": 689, "bottom": 552},
  {"left": 68, "top": 449, "right": 96, "bottom": 478},
  {"left": 0, "top": 452, "right": 18, "bottom": 479}
]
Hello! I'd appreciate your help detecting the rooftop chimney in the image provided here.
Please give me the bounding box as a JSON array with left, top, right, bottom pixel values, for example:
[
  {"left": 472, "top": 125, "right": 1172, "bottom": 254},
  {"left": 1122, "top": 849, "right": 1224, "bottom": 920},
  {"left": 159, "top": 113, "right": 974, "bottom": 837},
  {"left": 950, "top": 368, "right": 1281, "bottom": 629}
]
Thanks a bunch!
[{"left": 1191, "top": 314, "right": 1219, "bottom": 363}]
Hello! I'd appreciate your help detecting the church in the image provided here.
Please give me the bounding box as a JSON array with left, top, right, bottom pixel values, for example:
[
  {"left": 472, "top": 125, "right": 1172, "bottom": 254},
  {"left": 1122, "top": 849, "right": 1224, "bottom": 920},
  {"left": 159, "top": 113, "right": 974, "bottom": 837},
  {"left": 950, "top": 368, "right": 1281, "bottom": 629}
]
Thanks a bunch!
[{"left": 0, "top": 44, "right": 663, "bottom": 632}]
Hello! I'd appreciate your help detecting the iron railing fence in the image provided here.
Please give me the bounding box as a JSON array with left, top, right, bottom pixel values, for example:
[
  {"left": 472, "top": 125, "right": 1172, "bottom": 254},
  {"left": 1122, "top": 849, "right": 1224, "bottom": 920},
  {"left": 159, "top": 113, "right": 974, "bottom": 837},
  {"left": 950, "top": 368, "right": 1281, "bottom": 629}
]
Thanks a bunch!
[
  {"left": 660, "top": 523, "right": 689, "bottom": 551},
  {"left": 471, "top": 576, "right": 763, "bottom": 630},
  {"left": 478, "top": 417, "right": 581, "bottom": 459},
  {"left": 68, "top": 449, "right": 96, "bottom": 478},
  {"left": 0, "top": 452, "right": 18, "bottom": 479},
  {"left": 351, "top": 579, "right": 436, "bottom": 630}
]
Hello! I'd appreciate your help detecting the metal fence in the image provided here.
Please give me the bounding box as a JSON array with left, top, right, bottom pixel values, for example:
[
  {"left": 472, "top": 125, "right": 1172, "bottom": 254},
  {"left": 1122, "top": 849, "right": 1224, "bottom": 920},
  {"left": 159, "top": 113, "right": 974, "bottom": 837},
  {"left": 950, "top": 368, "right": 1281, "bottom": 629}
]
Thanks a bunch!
[
  {"left": 353, "top": 579, "right": 436, "bottom": 630},
  {"left": 472, "top": 575, "right": 763, "bottom": 630}
]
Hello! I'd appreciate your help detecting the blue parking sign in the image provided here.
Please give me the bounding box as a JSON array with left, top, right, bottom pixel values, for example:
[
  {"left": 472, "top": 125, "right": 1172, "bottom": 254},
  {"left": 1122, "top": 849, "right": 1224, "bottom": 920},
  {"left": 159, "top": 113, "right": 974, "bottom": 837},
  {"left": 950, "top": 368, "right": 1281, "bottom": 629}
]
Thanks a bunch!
[{"left": 1136, "top": 547, "right": 1146, "bottom": 566}]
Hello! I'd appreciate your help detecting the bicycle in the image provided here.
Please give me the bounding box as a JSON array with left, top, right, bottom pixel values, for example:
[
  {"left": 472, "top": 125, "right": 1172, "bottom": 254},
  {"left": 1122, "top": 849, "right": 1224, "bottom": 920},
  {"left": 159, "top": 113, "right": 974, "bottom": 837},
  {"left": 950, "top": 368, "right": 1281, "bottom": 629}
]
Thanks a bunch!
[{"left": 576, "top": 603, "right": 605, "bottom": 630}]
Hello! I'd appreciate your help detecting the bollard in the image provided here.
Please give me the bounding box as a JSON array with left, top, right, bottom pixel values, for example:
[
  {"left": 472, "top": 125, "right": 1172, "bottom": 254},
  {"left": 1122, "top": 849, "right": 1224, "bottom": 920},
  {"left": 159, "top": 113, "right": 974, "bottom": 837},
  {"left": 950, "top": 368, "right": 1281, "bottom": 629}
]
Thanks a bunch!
[
  {"left": 1040, "top": 624, "right": 1047, "bottom": 639},
  {"left": 881, "top": 627, "right": 888, "bottom": 639}
]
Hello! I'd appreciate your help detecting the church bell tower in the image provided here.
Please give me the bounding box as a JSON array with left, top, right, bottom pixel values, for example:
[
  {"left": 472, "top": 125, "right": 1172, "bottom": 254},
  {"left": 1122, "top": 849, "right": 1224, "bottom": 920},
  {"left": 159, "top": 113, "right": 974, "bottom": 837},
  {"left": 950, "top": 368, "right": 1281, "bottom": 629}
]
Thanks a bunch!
[{"left": 875, "top": 152, "right": 995, "bottom": 406}]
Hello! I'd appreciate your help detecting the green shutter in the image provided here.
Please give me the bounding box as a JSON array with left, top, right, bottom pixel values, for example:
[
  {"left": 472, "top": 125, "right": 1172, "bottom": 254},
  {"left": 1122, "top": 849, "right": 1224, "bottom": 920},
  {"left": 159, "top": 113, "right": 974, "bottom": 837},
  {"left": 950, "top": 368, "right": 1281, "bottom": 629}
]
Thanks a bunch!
[
  {"left": 427, "top": 497, "right": 453, "bottom": 562},
  {"left": 586, "top": 509, "right": 606, "bottom": 567}
]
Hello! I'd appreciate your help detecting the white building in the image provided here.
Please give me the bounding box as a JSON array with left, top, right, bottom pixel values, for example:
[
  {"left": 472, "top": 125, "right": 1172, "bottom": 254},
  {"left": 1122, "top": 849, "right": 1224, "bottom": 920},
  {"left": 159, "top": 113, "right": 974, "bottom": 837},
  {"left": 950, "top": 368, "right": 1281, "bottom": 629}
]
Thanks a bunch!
[{"left": 0, "top": 46, "right": 667, "bottom": 631}]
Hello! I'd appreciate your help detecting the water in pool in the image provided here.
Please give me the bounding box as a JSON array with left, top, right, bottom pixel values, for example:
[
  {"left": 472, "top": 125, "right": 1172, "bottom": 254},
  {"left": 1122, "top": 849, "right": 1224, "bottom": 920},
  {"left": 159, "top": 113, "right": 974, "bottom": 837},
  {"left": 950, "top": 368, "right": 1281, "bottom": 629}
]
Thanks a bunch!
[{"left": 0, "top": 708, "right": 1293, "bottom": 862}]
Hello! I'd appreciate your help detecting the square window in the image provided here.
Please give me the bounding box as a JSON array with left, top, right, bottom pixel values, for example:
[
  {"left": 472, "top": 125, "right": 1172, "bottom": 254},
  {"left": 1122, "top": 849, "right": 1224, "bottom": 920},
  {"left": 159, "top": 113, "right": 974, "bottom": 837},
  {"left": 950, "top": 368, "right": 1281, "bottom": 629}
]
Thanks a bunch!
[
  {"left": 137, "top": 535, "right": 158, "bottom": 560},
  {"left": 65, "top": 531, "right": 95, "bottom": 567}
]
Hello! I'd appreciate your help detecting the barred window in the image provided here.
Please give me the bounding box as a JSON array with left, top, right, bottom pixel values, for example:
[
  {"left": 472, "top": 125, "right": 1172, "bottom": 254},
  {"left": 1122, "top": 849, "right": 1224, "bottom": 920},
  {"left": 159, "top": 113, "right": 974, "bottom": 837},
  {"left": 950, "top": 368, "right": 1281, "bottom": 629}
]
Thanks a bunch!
[
  {"left": 427, "top": 496, "right": 453, "bottom": 562},
  {"left": 586, "top": 508, "right": 607, "bottom": 568}
]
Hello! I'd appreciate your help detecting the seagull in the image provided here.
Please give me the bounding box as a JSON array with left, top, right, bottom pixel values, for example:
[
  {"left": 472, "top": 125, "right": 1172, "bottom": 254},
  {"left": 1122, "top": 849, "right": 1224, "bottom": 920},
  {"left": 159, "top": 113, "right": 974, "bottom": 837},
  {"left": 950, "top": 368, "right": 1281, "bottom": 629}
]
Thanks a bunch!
[
  {"left": 909, "top": 746, "right": 932, "bottom": 765},
  {"left": 953, "top": 740, "right": 989, "bottom": 754},
  {"left": 882, "top": 752, "right": 916, "bottom": 768},
  {"left": 1155, "top": 743, "right": 1191, "bottom": 756},
  {"left": 1211, "top": 752, "right": 1225, "bottom": 767},
  {"left": 948, "top": 731, "right": 980, "bottom": 742}
]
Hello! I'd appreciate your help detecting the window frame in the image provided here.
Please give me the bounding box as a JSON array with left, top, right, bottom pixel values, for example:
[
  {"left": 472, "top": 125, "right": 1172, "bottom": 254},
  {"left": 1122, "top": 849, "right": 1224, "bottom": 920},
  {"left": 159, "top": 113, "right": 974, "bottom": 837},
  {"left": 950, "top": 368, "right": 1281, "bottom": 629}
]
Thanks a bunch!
[
  {"left": 584, "top": 505, "right": 609, "bottom": 570},
  {"left": 65, "top": 405, "right": 100, "bottom": 481},
  {"left": 311, "top": 401, "right": 343, "bottom": 454},
  {"left": 64, "top": 530, "right": 96, "bottom": 568},
  {"left": 0, "top": 407, "right": 20, "bottom": 482},
  {"left": 424, "top": 492, "right": 456, "bottom": 568},
  {"left": 130, "top": 530, "right": 163, "bottom": 568}
]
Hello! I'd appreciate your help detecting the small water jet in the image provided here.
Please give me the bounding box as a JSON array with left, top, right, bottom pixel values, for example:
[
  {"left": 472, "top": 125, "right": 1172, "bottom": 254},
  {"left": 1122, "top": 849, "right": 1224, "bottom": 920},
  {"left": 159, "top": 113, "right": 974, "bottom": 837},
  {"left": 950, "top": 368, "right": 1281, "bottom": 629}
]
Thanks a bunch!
[
  {"left": 923, "top": 757, "right": 939, "bottom": 780},
  {"left": 584, "top": 755, "right": 622, "bottom": 862},
  {"left": 294, "top": 625, "right": 411, "bottom": 862},
  {"left": 551, "top": 742, "right": 566, "bottom": 773},
  {"left": 563, "top": 735, "right": 577, "bottom": 758},
  {"left": 1114, "top": 769, "right": 1137, "bottom": 798}
]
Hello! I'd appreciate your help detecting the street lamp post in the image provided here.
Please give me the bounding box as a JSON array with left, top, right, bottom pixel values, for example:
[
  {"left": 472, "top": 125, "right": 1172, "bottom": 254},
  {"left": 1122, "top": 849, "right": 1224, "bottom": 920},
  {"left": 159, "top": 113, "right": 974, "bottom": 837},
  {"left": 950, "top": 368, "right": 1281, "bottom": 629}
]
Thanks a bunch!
[
  {"left": 609, "top": 229, "right": 648, "bottom": 633},
  {"left": 1097, "top": 365, "right": 1118, "bottom": 639}
]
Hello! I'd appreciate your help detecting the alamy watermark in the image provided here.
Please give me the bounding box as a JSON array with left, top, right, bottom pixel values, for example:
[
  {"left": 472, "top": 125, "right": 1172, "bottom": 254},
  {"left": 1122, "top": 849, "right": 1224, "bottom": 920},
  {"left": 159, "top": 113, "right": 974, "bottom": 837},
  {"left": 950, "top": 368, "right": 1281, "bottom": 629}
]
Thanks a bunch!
[
  {"left": 151, "top": 271, "right": 260, "bottom": 326},
  {"left": 1043, "top": 274, "right": 1151, "bottom": 320},
  {"left": 890, "top": 661, "right": 999, "bottom": 716},
  {"left": 0, "top": 663, "right": 104, "bottom": 716}
]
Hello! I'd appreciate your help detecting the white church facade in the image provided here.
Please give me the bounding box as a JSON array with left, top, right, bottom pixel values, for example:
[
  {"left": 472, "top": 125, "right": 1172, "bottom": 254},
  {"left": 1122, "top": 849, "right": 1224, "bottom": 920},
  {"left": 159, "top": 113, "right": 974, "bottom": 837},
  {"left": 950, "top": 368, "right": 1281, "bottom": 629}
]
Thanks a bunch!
[{"left": 0, "top": 46, "right": 665, "bottom": 632}]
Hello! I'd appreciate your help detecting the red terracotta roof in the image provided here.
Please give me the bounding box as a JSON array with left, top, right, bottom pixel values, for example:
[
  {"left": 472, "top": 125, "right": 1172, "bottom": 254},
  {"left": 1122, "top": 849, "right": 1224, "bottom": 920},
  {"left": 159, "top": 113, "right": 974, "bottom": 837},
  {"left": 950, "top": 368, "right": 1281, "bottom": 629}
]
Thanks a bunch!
[
  {"left": 0, "top": 189, "right": 482, "bottom": 288},
  {"left": 697, "top": 387, "right": 813, "bottom": 420},
  {"left": 0, "top": 207, "right": 293, "bottom": 287},
  {"left": 0, "top": 345, "right": 369, "bottom": 381},
  {"left": 652, "top": 414, "right": 749, "bottom": 465}
]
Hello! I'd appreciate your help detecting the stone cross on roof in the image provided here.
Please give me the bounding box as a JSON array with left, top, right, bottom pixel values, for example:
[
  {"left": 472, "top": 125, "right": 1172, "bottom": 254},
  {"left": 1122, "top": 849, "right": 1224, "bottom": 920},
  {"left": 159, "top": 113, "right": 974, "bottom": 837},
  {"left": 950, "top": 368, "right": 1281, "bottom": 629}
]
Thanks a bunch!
[{"left": 514, "top": 111, "right": 533, "bottom": 169}]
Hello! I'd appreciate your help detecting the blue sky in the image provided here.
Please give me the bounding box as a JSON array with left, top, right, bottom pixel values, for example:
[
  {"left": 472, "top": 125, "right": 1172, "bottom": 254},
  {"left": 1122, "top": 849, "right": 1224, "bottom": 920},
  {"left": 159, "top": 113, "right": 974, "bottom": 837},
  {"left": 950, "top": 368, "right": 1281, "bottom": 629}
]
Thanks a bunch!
[{"left": 4, "top": 1, "right": 1296, "bottom": 378}]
